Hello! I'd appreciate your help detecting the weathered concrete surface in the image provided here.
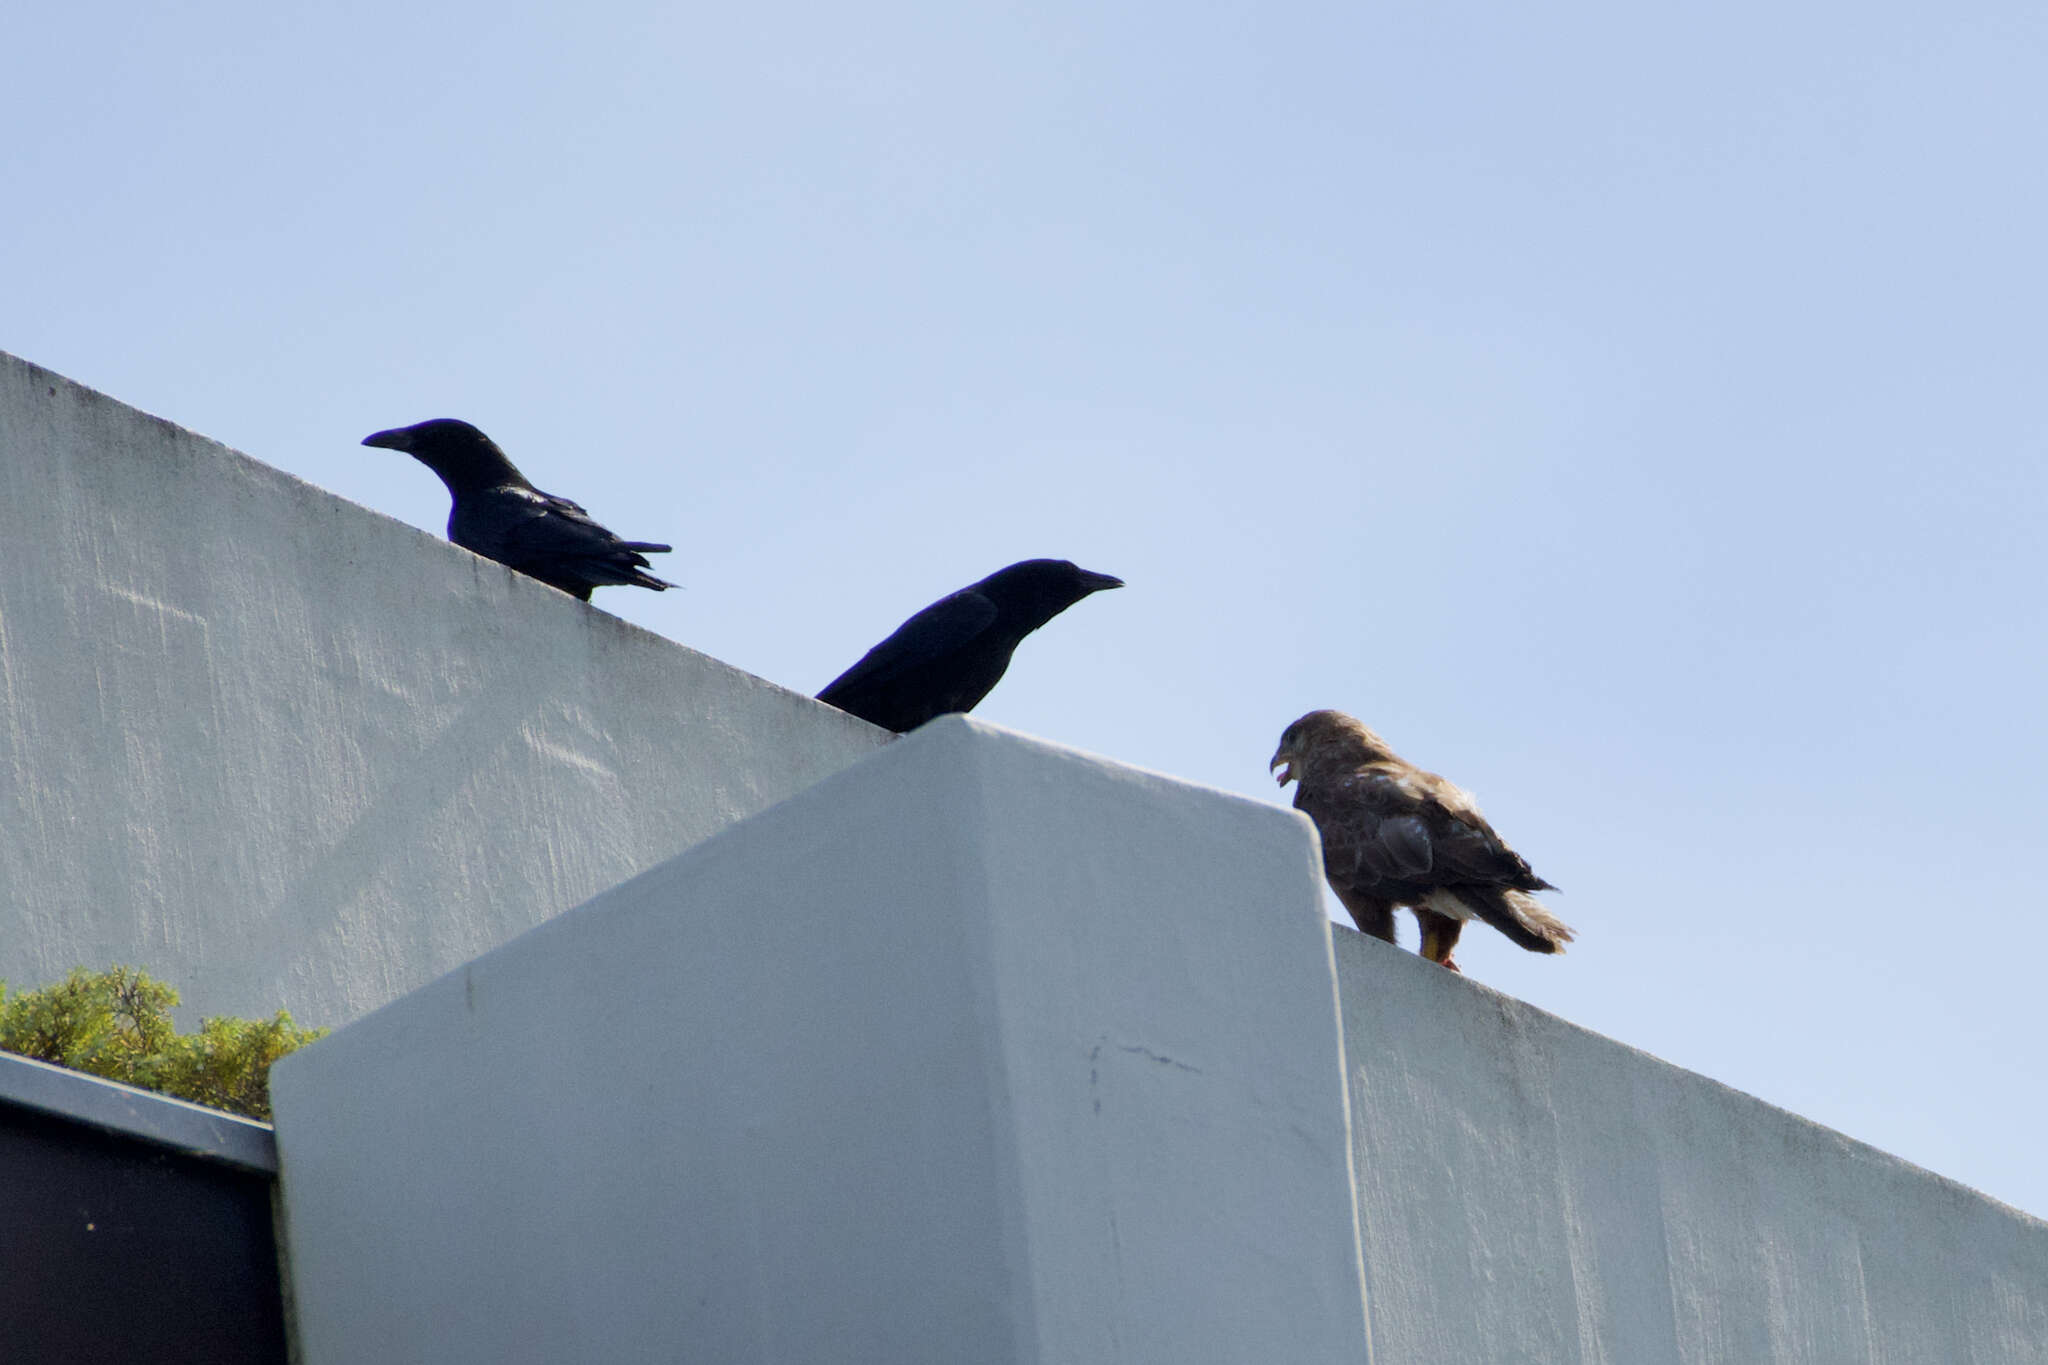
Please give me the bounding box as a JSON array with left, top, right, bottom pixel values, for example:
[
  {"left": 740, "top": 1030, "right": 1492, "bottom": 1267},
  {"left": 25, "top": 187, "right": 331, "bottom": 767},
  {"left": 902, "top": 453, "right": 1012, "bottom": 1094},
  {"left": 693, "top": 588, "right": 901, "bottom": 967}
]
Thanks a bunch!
[
  {"left": 1337, "top": 931, "right": 2048, "bottom": 1365},
  {"left": 0, "top": 349, "right": 883, "bottom": 1027},
  {"left": 270, "top": 717, "right": 1369, "bottom": 1365}
]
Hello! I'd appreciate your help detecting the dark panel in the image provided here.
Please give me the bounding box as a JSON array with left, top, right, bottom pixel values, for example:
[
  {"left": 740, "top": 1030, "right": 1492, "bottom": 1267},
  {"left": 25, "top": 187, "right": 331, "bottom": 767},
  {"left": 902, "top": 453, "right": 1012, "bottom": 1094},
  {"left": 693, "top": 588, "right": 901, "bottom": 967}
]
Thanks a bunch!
[{"left": 0, "top": 1103, "right": 288, "bottom": 1365}]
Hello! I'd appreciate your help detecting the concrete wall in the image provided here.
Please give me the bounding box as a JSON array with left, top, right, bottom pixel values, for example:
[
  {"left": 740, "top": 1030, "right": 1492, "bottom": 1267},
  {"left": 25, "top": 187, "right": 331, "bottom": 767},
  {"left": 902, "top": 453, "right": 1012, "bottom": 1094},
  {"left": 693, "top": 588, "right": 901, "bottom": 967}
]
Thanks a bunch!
[
  {"left": 1337, "top": 931, "right": 2048, "bottom": 1364},
  {"left": 16, "top": 348, "right": 2048, "bottom": 1364},
  {"left": 271, "top": 713, "right": 2048, "bottom": 1365},
  {"left": 0, "top": 350, "right": 884, "bottom": 1028},
  {"left": 270, "top": 718, "right": 1370, "bottom": 1365}
]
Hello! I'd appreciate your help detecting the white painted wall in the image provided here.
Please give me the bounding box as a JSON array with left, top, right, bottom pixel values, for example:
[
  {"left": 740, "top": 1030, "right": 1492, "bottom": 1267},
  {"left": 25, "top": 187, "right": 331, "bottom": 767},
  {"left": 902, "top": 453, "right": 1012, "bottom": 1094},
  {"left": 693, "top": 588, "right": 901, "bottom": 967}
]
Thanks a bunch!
[
  {"left": 0, "top": 350, "right": 883, "bottom": 1027},
  {"left": 270, "top": 717, "right": 1370, "bottom": 1365},
  {"left": 1337, "top": 931, "right": 2048, "bottom": 1364},
  {"left": 16, "top": 347, "right": 2047, "bottom": 1363}
]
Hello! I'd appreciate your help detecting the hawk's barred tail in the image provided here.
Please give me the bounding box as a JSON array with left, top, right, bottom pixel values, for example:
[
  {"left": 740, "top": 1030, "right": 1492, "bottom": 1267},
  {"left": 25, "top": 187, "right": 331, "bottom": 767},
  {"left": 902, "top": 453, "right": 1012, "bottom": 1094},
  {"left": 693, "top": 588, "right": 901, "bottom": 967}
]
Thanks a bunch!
[{"left": 1466, "top": 887, "right": 1575, "bottom": 954}]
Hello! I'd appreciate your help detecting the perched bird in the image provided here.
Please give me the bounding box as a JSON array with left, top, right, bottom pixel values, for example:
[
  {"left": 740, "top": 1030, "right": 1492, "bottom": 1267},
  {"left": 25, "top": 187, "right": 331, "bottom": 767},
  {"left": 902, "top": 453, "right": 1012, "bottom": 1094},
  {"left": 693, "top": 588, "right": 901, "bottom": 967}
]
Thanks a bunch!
[
  {"left": 818, "top": 559, "right": 1124, "bottom": 733},
  {"left": 362, "top": 418, "right": 675, "bottom": 601},
  {"left": 1270, "top": 709, "right": 1572, "bottom": 970}
]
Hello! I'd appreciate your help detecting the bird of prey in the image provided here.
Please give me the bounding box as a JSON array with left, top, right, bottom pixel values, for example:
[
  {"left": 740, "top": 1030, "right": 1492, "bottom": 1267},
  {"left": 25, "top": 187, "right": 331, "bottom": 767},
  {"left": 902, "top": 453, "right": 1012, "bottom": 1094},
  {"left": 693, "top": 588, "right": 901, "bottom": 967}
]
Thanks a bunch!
[
  {"left": 1270, "top": 709, "right": 1572, "bottom": 970},
  {"left": 362, "top": 418, "right": 675, "bottom": 601},
  {"left": 817, "top": 559, "right": 1124, "bottom": 733}
]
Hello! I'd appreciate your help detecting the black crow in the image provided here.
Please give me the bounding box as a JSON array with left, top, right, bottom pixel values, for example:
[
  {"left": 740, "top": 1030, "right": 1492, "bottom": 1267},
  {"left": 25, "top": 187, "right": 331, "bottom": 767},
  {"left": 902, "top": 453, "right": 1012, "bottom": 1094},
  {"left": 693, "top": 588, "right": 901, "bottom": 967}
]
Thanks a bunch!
[
  {"left": 817, "top": 559, "right": 1123, "bottom": 732},
  {"left": 363, "top": 418, "right": 675, "bottom": 601}
]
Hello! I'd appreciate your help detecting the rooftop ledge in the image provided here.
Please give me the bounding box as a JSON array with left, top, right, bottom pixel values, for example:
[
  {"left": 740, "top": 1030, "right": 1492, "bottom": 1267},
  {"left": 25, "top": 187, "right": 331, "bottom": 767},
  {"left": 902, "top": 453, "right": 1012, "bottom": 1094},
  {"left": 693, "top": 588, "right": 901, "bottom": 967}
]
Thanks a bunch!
[{"left": 0, "top": 1051, "right": 276, "bottom": 1175}]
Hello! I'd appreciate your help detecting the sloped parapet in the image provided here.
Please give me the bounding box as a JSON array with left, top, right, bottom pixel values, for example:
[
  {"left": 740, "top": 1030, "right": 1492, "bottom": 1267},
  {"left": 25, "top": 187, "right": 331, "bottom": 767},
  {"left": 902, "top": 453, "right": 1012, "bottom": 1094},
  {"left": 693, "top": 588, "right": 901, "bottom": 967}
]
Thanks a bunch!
[
  {"left": 1337, "top": 934, "right": 2048, "bottom": 1364},
  {"left": 270, "top": 717, "right": 1369, "bottom": 1364},
  {"left": 0, "top": 350, "right": 882, "bottom": 1028}
]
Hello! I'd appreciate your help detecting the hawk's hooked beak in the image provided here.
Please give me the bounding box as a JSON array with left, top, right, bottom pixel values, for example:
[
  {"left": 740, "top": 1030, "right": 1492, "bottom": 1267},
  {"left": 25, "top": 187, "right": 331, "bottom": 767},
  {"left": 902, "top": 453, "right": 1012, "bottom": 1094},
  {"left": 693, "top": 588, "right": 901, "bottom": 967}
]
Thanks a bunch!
[
  {"left": 361, "top": 427, "right": 414, "bottom": 453},
  {"left": 1270, "top": 748, "right": 1296, "bottom": 786}
]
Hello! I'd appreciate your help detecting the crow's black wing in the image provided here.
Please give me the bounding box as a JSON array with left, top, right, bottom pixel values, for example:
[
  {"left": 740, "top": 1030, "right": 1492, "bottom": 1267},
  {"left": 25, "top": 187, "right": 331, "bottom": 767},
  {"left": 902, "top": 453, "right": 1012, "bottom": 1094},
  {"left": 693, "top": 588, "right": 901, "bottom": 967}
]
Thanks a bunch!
[
  {"left": 454, "top": 486, "right": 673, "bottom": 596},
  {"left": 817, "top": 588, "right": 999, "bottom": 706}
]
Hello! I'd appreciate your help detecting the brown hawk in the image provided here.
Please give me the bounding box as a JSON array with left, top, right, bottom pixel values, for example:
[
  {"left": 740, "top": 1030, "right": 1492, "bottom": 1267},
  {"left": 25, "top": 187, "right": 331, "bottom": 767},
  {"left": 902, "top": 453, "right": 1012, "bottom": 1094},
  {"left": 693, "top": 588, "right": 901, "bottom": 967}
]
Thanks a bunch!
[{"left": 1270, "top": 709, "right": 1573, "bottom": 970}]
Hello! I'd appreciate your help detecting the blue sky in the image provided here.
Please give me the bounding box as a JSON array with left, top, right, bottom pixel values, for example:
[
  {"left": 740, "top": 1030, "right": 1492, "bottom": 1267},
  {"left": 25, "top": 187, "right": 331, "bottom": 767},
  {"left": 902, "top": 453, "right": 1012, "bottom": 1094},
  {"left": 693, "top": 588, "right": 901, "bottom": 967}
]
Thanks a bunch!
[{"left": 8, "top": 3, "right": 2047, "bottom": 1217}]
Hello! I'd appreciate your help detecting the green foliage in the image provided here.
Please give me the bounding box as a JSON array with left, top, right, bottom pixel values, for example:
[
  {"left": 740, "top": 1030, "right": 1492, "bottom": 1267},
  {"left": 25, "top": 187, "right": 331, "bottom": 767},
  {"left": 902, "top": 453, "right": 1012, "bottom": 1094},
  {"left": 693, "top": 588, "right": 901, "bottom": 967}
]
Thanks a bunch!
[{"left": 0, "top": 966, "right": 325, "bottom": 1121}]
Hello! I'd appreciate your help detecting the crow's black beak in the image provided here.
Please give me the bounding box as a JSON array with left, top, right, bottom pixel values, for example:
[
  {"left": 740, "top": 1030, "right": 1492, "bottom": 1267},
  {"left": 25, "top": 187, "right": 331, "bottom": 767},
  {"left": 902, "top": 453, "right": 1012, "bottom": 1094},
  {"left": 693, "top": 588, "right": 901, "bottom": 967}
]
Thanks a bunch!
[
  {"left": 361, "top": 427, "right": 412, "bottom": 452},
  {"left": 1079, "top": 570, "right": 1125, "bottom": 594}
]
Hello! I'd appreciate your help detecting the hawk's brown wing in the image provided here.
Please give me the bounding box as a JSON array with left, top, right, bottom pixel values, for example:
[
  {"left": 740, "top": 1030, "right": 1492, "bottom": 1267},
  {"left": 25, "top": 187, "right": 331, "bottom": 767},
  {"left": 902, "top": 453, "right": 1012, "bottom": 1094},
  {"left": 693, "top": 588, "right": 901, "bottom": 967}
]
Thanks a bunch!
[
  {"left": 1398, "top": 767, "right": 1555, "bottom": 893},
  {"left": 1295, "top": 765, "right": 1552, "bottom": 899},
  {"left": 1292, "top": 776, "right": 1393, "bottom": 896}
]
